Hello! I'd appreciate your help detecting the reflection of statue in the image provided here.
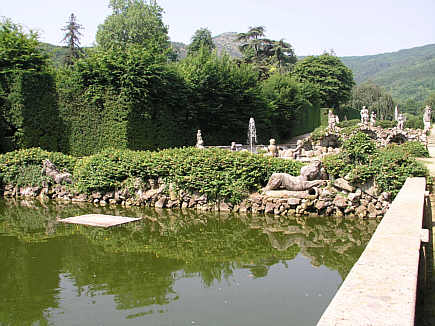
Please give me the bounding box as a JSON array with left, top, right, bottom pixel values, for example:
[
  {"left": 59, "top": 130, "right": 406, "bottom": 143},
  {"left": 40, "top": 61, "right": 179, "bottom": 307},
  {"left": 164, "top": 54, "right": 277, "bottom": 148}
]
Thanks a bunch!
[
  {"left": 370, "top": 111, "right": 376, "bottom": 127},
  {"left": 360, "top": 106, "right": 369, "bottom": 125},
  {"left": 423, "top": 105, "right": 432, "bottom": 132},
  {"left": 196, "top": 130, "right": 204, "bottom": 149},
  {"left": 268, "top": 138, "right": 279, "bottom": 157},
  {"left": 397, "top": 113, "right": 405, "bottom": 130},
  {"left": 263, "top": 160, "right": 327, "bottom": 191}
]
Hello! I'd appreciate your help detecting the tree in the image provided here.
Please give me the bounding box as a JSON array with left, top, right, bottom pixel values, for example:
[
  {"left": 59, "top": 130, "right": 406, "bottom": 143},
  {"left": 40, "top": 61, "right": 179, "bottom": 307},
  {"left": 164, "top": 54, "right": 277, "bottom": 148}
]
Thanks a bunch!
[
  {"left": 61, "top": 13, "right": 83, "bottom": 65},
  {"left": 187, "top": 28, "right": 215, "bottom": 55},
  {"left": 237, "top": 26, "right": 296, "bottom": 78},
  {"left": 350, "top": 82, "right": 395, "bottom": 120},
  {"left": 293, "top": 54, "right": 354, "bottom": 109},
  {"left": 96, "top": 0, "right": 169, "bottom": 51}
]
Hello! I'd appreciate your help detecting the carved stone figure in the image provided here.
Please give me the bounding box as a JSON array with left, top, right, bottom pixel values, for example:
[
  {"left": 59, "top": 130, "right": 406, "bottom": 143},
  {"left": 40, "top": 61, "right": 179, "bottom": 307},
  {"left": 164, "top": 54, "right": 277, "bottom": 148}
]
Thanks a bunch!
[
  {"left": 300, "top": 160, "right": 328, "bottom": 181},
  {"left": 291, "top": 139, "right": 304, "bottom": 159},
  {"left": 423, "top": 105, "right": 432, "bottom": 132},
  {"left": 370, "top": 111, "right": 376, "bottom": 127},
  {"left": 263, "top": 160, "right": 327, "bottom": 192},
  {"left": 328, "top": 110, "right": 336, "bottom": 130},
  {"left": 231, "top": 141, "right": 237, "bottom": 151},
  {"left": 42, "top": 160, "right": 72, "bottom": 184},
  {"left": 397, "top": 113, "right": 405, "bottom": 130},
  {"left": 196, "top": 130, "right": 204, "bottom": 148},
  {"left": 360, "top": 106, "right": 369, "bottom": 125},
  {"left": 268, "top": 138, "right": 279, "bottom": 157}
]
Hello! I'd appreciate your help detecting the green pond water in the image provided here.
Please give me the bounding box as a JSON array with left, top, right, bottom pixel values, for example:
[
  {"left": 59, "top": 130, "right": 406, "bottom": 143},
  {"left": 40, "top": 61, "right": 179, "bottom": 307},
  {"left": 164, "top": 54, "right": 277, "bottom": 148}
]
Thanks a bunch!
[{"left": 0, "top": 199, "right": 378, "bottom": 326}]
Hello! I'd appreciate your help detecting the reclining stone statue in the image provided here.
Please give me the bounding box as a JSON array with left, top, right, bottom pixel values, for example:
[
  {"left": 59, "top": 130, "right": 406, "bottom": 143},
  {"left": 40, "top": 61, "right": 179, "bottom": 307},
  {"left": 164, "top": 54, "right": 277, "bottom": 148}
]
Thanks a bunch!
[
  {"left": 42, "top": 160, "right": 72, "bottom": 184},
  {"left": 263, "top": 160, "right": 328, "bottom": 191}
]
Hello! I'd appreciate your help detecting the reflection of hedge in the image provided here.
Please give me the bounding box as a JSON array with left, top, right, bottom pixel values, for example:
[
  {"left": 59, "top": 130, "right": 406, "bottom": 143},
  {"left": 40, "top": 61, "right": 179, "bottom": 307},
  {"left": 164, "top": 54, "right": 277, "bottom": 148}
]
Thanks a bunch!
[{"left": 1, "top": 71, "right": 64, "bottom": 152}]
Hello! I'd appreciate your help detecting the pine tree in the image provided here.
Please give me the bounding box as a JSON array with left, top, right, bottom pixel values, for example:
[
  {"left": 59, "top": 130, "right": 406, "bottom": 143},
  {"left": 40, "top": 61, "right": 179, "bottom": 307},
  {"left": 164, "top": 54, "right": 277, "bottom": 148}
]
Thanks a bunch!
[{"left": 62, "top": 13, "right": 83, "bottom": 65}]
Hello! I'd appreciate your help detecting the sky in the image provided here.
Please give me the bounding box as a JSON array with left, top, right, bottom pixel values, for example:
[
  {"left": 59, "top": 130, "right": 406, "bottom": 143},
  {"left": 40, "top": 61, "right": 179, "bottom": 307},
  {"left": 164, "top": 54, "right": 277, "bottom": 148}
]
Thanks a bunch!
[{"left": 1, "top": 0, "right": 434, "bottom": 57}]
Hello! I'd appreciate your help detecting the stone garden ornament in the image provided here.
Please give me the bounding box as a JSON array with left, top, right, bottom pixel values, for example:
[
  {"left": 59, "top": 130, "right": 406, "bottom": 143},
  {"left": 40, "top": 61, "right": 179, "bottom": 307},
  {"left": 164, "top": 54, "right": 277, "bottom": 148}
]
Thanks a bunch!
[{"left": 423, "top": 105, "right": 432, "bottom": 133}]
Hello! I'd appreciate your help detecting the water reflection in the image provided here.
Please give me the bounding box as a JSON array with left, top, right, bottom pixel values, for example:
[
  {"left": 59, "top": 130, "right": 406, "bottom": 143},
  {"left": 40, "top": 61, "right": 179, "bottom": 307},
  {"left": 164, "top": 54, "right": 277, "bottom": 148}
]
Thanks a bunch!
[{"left": 0, "top": 199, "right": 378, "bottom": 326}]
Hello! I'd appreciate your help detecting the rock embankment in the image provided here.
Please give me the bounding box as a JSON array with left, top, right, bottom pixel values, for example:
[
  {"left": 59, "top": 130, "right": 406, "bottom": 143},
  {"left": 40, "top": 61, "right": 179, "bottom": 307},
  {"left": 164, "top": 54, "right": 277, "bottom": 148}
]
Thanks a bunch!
[{"left": 2, "top": 176, "right": 390, "bottom": 219}]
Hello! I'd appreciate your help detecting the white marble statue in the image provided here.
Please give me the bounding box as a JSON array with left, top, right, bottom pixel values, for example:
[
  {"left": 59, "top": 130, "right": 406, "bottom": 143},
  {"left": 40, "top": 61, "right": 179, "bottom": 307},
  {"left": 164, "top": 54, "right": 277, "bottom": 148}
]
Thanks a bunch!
[
  {"left": 328, "top": 110, "right": 336, "bottom": 130},
  {"left": 196, "top": 130, "right": 204, "bottom": 148},
  {"left": 423, "top": 105, "right": 432, "bottom": 133},
  {"left": 370, "top": 111, "right": 376, "bottom": 127},
  {"left": 360, "top": 106, "right": 369, "bottom": 125},
  {"left": 397, "top": 113, "right": 405, "bottom": 130}
]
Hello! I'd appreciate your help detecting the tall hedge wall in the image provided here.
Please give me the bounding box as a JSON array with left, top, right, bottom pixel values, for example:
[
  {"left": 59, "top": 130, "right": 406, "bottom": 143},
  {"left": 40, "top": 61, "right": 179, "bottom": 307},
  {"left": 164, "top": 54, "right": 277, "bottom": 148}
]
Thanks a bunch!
[{"left": 1, "top": 71, "right": 64, "bottom": 153}]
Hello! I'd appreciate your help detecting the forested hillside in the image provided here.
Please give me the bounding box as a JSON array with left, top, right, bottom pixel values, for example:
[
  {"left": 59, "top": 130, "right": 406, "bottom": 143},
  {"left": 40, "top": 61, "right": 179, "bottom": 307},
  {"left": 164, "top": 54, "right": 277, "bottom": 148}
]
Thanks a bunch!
[{"left": 341, "top": 44, "right": 435, "bottom": 106}]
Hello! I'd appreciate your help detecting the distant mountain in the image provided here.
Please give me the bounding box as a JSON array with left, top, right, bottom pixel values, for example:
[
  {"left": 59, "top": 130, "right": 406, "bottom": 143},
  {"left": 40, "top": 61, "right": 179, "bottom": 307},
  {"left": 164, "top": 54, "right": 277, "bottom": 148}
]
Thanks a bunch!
[
  {"left": 172, "top": 32, "right": 242, "bottom": 59},
  {"left": 340, "top": 44, "right": 435, "bottom": 105}
]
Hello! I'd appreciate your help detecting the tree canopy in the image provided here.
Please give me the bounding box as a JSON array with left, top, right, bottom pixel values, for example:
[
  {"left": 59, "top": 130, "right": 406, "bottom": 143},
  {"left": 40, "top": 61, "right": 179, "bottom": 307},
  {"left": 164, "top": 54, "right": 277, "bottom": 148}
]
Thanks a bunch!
[
  {"left": 349, "top": 82, "right": 395, "bottom": 120},
  {"left": 293, "top": 54, "right": 354, "bottom": 109},
  {"left": 187, "top": 28, "right": 215, "bottom": 55},
  {"left": 96, "top": 0, "right": 169, "bottom": 51},
  {"left": 237, "top": 26, "right": 296, "bottom": 78},
  {"left": 61, "top": 13, "right": 83, "bottom": 65}
]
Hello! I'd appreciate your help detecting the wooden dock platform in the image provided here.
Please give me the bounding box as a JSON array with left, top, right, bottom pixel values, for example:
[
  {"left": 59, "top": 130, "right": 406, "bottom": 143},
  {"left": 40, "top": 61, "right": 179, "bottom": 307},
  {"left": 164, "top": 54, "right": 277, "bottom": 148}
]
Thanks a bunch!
[{"left": 58, "top": 214, "right": 142, "bottom": 228}]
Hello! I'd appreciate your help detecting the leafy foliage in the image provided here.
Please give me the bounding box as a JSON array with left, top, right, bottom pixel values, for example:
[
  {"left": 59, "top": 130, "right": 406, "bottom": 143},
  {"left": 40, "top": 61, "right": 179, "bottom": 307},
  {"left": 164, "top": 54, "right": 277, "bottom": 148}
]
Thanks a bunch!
[
  {"left": 375, "top": 120, "right": 397, "bottom": 128},
  {"left": 177, "top": 48, "right": 269, "bottom": 145},
  {"left": 262, "top": 73, "right": 320, "bottom": 140},
  {"left": 323, "top": 132, "right": 429, "bottom": 197},
  {"left": 96, "top": 0, "right": 170, "bottom": 52},
  {"left": 73, "top": 147, "right": 303, "bottom": 203},
  {"left": 0, "top": 20, "right": 64, "bottom": 153},
  {"left": 187, "top": 28, "right": 215, "bottom": 55},
  {"left": 61, "top": 13, "right": 83, "bottom": 65},
  {"left": 349, "top": 82, "right": 395, "bottom": 120},
  {"left": 237, "top": 26, "right": 296, "bottom": 77},
  {"left": 293, "top": 54, "right": 355, "bottom": 109},
  {"left": 341, "top": 44, "right": 435, "bottom": 110},
  {"left": 0, "top": 147, "right": 76, "bottom": 186}
]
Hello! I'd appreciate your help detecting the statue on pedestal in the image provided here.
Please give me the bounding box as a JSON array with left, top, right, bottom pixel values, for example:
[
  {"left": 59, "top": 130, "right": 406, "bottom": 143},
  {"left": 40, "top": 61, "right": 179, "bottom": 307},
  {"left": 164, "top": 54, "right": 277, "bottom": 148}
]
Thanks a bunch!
[
  {"left": 196, "top": 130, "right": 204, "bottom": 149},
  {"left": 397, "top": 114, "right": 405, "bottom": 130},
  {"left": 268, "top": 138, "right": 279, "bottom": 157},
  {"left": 360, "top": 106, "right": 369, "bottom": 126},
  {"left": 423, "top": 105, "right": 432, "bottom": 133}
]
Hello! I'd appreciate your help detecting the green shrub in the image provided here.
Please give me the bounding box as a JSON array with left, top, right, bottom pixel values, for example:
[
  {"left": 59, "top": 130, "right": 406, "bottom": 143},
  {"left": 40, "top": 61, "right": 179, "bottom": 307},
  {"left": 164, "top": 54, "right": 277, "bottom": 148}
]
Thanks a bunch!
[
  {"left": 323, "top": 133, "right": 430, "bottom": 198},
  {"left": 311, "top": 126, "right": 328, "bottom": 141},
  {"left": 341, "top": 132, "right": 376, "bottom": 164},
  {"left": 396, "top": 141, "right": 429, "bottom": 158},
  {"left": 337, "top": 119, "right": 359, "bottom": 128},
  {"left": 0, "top": 147, "right": 76, "bottom": 186},
  {"left": 73, "top": 147, "right": 303, "bottom": 203},
  {"left": 375, "top": 120, "right": 396, "bottom": 128}
]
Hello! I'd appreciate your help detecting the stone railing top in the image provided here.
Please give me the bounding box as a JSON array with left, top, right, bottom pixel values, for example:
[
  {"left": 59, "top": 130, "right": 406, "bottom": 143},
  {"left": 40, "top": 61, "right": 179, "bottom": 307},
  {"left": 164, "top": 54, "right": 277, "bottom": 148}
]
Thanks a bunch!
[{"left": 317, "top": 177, "right": 426, "bottom": 326}]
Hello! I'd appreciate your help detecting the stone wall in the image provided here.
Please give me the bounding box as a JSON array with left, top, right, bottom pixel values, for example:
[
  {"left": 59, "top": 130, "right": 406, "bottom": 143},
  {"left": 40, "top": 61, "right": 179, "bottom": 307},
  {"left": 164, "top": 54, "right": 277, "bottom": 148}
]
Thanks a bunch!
[{"left": 2, "top": 176, "right": 391, "bottom": 219}]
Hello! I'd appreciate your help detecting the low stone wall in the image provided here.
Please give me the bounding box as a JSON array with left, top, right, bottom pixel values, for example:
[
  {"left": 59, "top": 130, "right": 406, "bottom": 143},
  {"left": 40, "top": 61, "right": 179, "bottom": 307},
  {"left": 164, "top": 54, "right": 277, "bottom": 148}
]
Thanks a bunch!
[
  {"left": 317, "top": 177, "right": 430, "bottom": 326},
  {"left": 2, "top": 176, "right": 391, "bottom": 219}
]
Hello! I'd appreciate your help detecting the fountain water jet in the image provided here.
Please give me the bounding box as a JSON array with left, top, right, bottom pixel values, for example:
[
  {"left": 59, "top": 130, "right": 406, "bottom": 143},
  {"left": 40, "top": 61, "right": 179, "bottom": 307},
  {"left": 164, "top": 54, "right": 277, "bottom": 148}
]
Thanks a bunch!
[{"left": 247, "top": 117, "right": 257, "bottom": 153}]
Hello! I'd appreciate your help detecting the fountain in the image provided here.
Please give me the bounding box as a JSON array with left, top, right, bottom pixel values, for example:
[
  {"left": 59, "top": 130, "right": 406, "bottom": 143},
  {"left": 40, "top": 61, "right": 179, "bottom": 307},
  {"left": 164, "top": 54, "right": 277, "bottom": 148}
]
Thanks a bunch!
[{"left": 247, "top": 117, "right": 257, "bottom": 153}]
